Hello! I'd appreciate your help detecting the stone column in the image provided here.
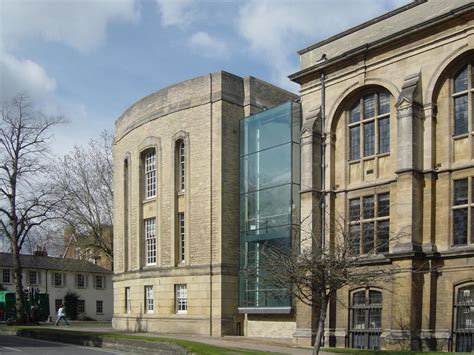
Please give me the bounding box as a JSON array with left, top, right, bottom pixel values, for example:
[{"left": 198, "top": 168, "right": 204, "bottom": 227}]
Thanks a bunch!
[{"left": 293, "top": 106, "right": 321, "bottom": 347}]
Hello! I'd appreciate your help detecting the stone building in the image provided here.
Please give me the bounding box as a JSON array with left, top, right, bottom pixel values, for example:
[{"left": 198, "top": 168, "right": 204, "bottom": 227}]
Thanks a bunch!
[
  {"left": 112, "top": 71, "right": 297, "bottom": 335},
  {"left": 289, "top": 0, "right": 474, "bottom": 351}
]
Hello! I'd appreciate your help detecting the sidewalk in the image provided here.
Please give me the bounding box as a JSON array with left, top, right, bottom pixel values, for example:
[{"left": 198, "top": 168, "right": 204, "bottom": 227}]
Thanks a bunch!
[{"left": 40, "top": 322, "right": 318, "bottom": 354}]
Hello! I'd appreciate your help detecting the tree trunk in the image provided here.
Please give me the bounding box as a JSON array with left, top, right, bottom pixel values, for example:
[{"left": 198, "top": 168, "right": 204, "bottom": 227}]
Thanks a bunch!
[
  {"left": 12, "top": 242, "right": 26, "bottom": 324},
  {"left": 313, "top": 294, "right": 328, "bottom": 355}
]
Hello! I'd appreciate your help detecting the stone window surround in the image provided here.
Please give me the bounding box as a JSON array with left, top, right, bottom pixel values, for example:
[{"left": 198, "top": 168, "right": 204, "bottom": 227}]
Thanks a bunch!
[
  {"left": 452, "top": 177, "right": 474, "bottom": 246},
  {"left": 145, "top": 285, "right": 154, "bottom": 314}
]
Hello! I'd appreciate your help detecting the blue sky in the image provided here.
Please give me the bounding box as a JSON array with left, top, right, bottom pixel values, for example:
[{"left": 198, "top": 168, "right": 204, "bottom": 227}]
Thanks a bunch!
[{"left": 0, "top": 0, "right": 410, "bottom": 154}]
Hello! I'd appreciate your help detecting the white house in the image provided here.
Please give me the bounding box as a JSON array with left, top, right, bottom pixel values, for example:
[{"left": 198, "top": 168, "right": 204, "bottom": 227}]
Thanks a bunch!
[{"left": 0, "top": 252, "right": 113, "bottom": 321}]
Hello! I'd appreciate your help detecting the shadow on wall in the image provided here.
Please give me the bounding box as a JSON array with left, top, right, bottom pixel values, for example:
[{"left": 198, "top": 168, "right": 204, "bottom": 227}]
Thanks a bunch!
[{"left": 125, "top": 305, "right": 148, "bottom": 333}]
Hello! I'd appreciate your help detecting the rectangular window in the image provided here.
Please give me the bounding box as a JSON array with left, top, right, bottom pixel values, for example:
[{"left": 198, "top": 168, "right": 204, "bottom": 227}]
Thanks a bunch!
[
  {"left": 77, "top": 300, "right": 85, "bottom": 314},
  {"left": 95, "top": 275, "right": 104, "bottom": 289},
  {"left": 2, "top": 269, "right": 11, "bottom": 284},
  {"left": 454, "top": 208, "right": 468, "bottom": 245},
  {"left": 349, "top": 224, "right": 361, "bottom": 255},
  {"left": 29, "top": 271, "right": 38, "bottom": 285},
  {"left": 54, "top": 272, "right": 63, "bottom": 287},
  {"left": 350, "top": 126, "right": 360, "bottom": 160},
  {"left": 55, "top": 299, "right": 62, "bottom": 313},
  {"left": 145, "top": 218, "right": 157, "bottom": 265},
  {"left": 363, "top": 95, "right": 375, "bottom": 119},
  {"left": 76, "top": 274, "right": 85, "bottom": 288},
  {"left": 178, "top": 212, "right": 185, "bottom": 263},
  {"left": 378, "top": 92, "right": 390, "bottom": 115},
  {"left": 178, "top": 141, "right": 185, "bottom": 192},
  {"left": 377, "top": 220, "right": 389, "bottom": 253},
  {"left": 96, "top": 300, "right": 103, "bottom": 314},
  {"left": 364, "top": 122, "right": 375, "bottom": 157},
  {"left": 144, "top": 150, "right": 156, "bottom": 198},
  {"left": 454, "top": 95, "right": 468, "bottom": 135},
  {"left": 349, "top": 198, "right": 361, "bottom": 221},
  {"left": 454, "top": 179, "right": 468, "bottom": 205},
  {"left": 363, "top": 222, "right": 374, "bottom": 254},
  {"left": 377, "top": 193, "right": 390, "bottom": 217},
  {"left": 175, "top": 284, "right": 187, "bottom": 314},
  {"left": 145, "top": 286, "right": 154, "bottom": 313},
  {"left": 363, "top": 196, "right": 374, "bottom": 219},
  {"left": 125, "top": 287, "right": 131, "bottom": 313},
  {"left": 378, "top": 117, "right": 390, "bottom": 154}
]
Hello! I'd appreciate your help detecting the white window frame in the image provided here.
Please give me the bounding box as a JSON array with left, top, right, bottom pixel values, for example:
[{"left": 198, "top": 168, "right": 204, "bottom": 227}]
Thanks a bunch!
[
  {"left": 144, "top": 150, "right": 156, "bottom": 199},
  {"left": 178, "top": 212, "right": 185, "bottom": 263},
  {"left": 94, "top": 275, "right": 105, "bottom": 289},
  {"left": 145, "top": 286, "right": 154, "bottom": 313},
  {"left": 145, "top": 218, "right": 157, "bottom": 265},
  {"left": 28, "top": 270, "right": 39, "bottom": 285},
  {"left": 125, "top": 287, "right": 131, "bottom": 314},
  {"left": 76, "top": 273, "right": 86, "bottom": 288},
  {"left": 53, "top": 272, "right": 64, "bottom": 287},
  {"left": 175, "top": 284, "right": 187, "bottom": 314},
  {"left": 177, "top": 140, "right": 185, "bottom": 192}
]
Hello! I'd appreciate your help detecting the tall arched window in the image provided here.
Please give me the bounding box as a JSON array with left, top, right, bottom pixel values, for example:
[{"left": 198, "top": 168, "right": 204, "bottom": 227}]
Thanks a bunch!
[
  {"left": 454, "top": 284, "right": 474, "bottom": 352},
  {"left": 176, "top": 139, "right": 185, "bottom": 193},
  {"left": 143, "top": 149, "right": 156, "bottom": 199},
  {"left": 348, "top": 92, "right": 390, "bottom": 161},
  {"left": 453, "top": 64, "right": 473, "bottom": 136},
  {"left": 350, "top": 289, "right": 382, "bottom": 350}
]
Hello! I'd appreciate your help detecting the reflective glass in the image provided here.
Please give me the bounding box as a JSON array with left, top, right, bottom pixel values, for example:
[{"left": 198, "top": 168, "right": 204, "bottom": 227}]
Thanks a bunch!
[
  {"left": 240, "top": 143, "right": 291, "bottom": 193},
  {"left": 378, "top": 92, "right": 390, "bottom": 115},
  {"left": 364, "top": 95, "right": 375, "bottom": 119},
  {"left": 454, "top": 95, "right": 468, "bottom": 135},
  {"left": 350, "top": 102, "right": 360, "bottom": 123},
  {"left": 453, "top": 208, "right": 468, "bottom": 245},
  {"left": 378, "top": 117, "right": 390, "bottom": 154},
  {"left": 364, "top": 122, "right": 375, "bottom": 156},
  {"left": 350, "top": 198, "right": 361, "bottom": 221},
  {"left": 363, "top": 222, "right": 374, "bottom": 253},
  {"left": 454, "top": 179, "right": 468, "bottom": 205},
  {"left": 363, "top": 196, "right": 374, "bottom": 219},
  {"left": 350, "top": 126, "right": 360, "bottom": 160},
  {"left": 377, "top": 193, "right": 390, "bottom": 217},
  {"left": 454, "top": 66, "right": 469, "bottom": 93},
  {"left": 377, "top": 220, "right": 389, "bottom": 253}
]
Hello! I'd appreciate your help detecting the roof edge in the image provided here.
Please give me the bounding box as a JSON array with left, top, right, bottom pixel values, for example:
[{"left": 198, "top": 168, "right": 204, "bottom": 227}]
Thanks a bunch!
[{"left": 297, "top": 0, "right": 425, "bottom": 56}]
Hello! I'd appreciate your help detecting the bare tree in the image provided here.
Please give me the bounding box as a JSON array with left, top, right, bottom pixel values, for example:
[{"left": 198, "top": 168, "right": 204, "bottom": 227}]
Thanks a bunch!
[
  {"left": 0, "top": 94, "right": 63, "bottom": 323},
  {"left": 242, "top": 209, "right": 406, "bottom": 355},
  {"left": 53, "top": 131, "right": 113, "bottom": 262}
]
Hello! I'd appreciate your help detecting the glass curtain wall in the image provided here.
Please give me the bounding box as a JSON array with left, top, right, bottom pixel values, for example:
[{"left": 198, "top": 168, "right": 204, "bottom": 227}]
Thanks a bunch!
[{"left": 239, "top": 101, "right": 301, "bottom": 309}]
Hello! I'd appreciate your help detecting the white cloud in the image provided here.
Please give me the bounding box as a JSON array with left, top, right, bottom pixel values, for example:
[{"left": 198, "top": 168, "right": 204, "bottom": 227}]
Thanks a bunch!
[
  {"left": 236, "top": 0, "right": 411, "bottom": 90},
  {"left": 1, "top": 0, "right": 140, "bottom": 53},
  {"left": 188, "top": 32, "right": 228, "bottom": 58},
  {"left": 0, "top": 51, "right": 56, "bottom": 103},
  {"left": 156, "top": 0, "right": 195, "bottom": 28}
]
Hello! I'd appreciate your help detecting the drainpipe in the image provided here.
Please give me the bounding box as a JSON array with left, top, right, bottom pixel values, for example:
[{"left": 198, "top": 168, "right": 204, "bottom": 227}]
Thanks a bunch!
[
  {"left": 208, "top": 73, "right": 213, "bottom": 336},
  {"left": 320, "top": 72, "right": 326, "bottom": 249}
]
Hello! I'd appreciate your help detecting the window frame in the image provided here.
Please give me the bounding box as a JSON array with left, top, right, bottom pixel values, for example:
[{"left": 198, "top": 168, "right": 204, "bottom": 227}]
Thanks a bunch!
[
  {"left": 145, "top": 285, "right": 154, "bottom": 314},
  {"left": 125, "top": 287, "right": 131, "bottom": 314},
  {"left": 144, "top": 149, "right": 157, "bottom": 199},
  {"left": 145, "top": 218, "right": 157, "bottom": 265},
  {"left": 53, "top": 272, "right": 64, "bottom": 287},
  {"left": 453, "top": 283, "right": 474, "bottom": 352},
  {"left": 347, "top": 91, "right": 391, "bottom": 162},
  {"left": 452, "top": 63, "right": 473, "bottom": 137},
  {"left": 28, "top": 270, "right": 38, "bottom": 286},
  {"left": 96, "top": 300, "right": 103, "bottom": 314},
  {"left": 77, "top": 299, "right": 85, "bottom": 314},
  {"left": 452, "top": 177, "right": 474, "bottom": 246},
  {"left": 175, "top": 284, "right": 188, "bottom": 314},
  {"left": 94, "top": 275, "right": 105, "bottom": 289},
  {"left": 178, "top": 212, "right": 185, "bottom": 264},
  {"left": 176, "top": 139, "right": 185, "bottom": 193},
  {"left": 2, "top": 269, "right": 11, "bottom": 284},
  {"left": 348, "top": 192, "right": 390, "bottom": 255},
  {"left": 76, "top": 273, "right": 86, "bottom": 288}
]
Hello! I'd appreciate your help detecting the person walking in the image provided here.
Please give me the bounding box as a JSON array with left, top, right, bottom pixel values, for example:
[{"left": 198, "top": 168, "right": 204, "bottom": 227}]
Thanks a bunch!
[{"left": 55, "top": 304, "right": 69, "bottom": 326}]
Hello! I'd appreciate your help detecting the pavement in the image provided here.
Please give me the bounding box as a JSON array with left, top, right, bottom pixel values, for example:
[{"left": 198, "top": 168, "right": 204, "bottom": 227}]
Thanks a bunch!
[
  {"left": 36, "top": 322, "right": 319, "bottom": 354},
  {"left": 0, "top": 334, "right": 128, "bottom": 354}
]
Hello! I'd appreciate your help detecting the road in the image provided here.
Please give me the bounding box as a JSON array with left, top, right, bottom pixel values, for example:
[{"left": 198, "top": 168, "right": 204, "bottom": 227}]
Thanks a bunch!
[{"left": 0, "top": 334, "right": 128, "bottom": 355}]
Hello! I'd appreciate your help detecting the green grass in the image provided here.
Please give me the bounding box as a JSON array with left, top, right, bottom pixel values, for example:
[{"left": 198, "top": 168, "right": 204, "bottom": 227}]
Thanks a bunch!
[
  {"left": 0, "top": 325, "right": 271, "bottom": 355},
  {"left": 321, "top": 348, "right": 460, "bottom": 355}
]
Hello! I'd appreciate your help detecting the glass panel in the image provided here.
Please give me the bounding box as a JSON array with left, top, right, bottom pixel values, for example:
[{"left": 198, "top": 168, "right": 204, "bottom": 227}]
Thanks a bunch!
[
  {"left": 241, "top": 226, "right": 291, "bottom": 243},
  {"left": 353, "top": 291, "right": 366, "bottom": 306},
  {"left": 453, "top": 208, "right": 468, "bottom": 245},
  {"left": 353, "top": 309, "right": 366, "bottom": 329},
  {"left": 363, "top": 222, "right": 374, "bottom": 254},
  {"left": 241, "top": 184, "right": 292, "bottom": 232},
  {"left": 377, "top": 193, "right": 390, "bottom": 217},
  {"left": 377, "top": 220, "right": 389, "bottom": 253},
  {"left": 350, "top": 102, "right": 361, "bottom": 123},
  {"left": 369, "top": 309, "right": 381, "bottom": 329},
  {"left": 454, "top": 95, "right": 468, "bottom": 135},
  {"left": 369, "top": 290, "right": 382, "bottom": 305},
  {"left": 240, "top": 102, "right": 292, "bottom": 156},
  {"left": 378, "top": 117, "right": 390, "bottom": 154},
  {"left": 349, "top": 224, "right": 361, "bottom": 255},
  {"left": 364, "top": 95, "right": 375, "bottom": 119},
  {"left": 364, "top": 122, "right": 375, "bottom": 157},
  {"left": 240, "top": 143, "right": 291, "bottom": 193},
  {"left": 454, "top": 66, "right": 469, "bottom": 93},
  {"left": 454, "top": 179, "right": 468, "bottom": 205},
  {"left": 350, "top": 126, "right": 360, "bottom": 160},
  {"left": 458, "top": 286, "right": 474, "bottom": 304},
  {"left": 378, "top": 92, "right": 390, "bottom": 115},
  {"left": 363, "top": 196, "right": 374, "bottom": 219},
  {"left": 349, "top": 198, "right": 361, "bottom": 221}
]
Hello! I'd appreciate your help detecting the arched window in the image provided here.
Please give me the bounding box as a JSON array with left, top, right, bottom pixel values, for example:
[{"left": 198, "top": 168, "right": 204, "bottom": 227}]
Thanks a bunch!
[
  {"left": 453, "top": 64, "right": 473, "bottom": 136},
  {"left": 350, "top": 289, "right": 382, "bottom": 350},
  {"left": 348, "top": 92, "right": 390, "bottom": 161},
  {"left": 454, "top": 284, "right": 474, "bottom": 352},
  {"left": 143, "top": 149, "right": 156, "bottom": 199}
]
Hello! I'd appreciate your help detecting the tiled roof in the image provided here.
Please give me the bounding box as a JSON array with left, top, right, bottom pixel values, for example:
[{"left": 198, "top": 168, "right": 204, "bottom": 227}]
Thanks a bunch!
[{"left": 0, "top": 253, "right": 112, "bottom": 274}]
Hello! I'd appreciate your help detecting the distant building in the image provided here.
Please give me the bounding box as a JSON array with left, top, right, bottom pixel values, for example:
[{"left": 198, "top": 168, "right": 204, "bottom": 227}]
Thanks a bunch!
[{"left": 0, "top": 252, "right": 113, "bottom": 321}]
